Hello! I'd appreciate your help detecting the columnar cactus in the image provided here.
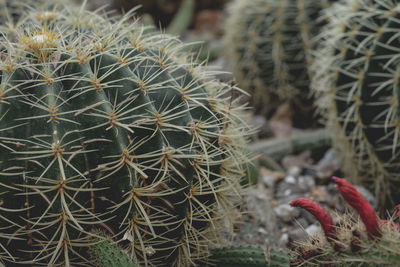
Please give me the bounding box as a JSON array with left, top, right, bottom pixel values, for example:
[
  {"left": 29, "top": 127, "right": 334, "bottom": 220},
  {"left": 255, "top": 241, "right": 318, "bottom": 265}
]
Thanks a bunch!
[
  {"left": 224, "top": 0, "right": 333, "bottom": 116},
  {"left": 311, "top": 0, "right": 400, "bottom": 208},
  {"left": 0, "top": 3, "right": 251, "bottom": 266}
]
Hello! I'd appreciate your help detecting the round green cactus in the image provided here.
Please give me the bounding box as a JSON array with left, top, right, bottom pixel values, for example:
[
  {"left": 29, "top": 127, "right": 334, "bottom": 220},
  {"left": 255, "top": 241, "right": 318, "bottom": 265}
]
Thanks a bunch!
[
  {"left": 0, "top": 4, "right": 251, "bottom": 266},
  {"left": 223, "top": 0, "right": 334, "bottom": 116},
  {"left": 312, "top": 0, "right": 400, "bottom": 209}
]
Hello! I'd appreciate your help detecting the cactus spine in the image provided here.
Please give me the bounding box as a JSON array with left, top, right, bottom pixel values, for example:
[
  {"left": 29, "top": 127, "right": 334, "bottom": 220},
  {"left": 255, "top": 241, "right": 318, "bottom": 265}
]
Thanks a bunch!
[
  {"left": 0, "top": 4, "right": 251, "bottom": 266},
  {"left": 312, "top": 0, "right": 400, "bottom": 208},
  {"left": 224, "top": 0, "right": 333, "bottom": 116}
]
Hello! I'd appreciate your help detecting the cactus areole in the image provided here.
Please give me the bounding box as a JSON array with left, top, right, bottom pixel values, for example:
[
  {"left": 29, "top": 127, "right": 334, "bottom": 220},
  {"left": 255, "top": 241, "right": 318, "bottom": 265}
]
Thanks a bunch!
[{"left": 0, "top": 4, "right": 250, "bottom": 266}]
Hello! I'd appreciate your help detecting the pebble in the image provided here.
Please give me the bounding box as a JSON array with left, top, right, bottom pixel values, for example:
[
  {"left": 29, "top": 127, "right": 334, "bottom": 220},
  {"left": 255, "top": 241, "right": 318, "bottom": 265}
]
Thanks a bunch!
[
  {"left": 278, "top": 233, "right": 289, "bottom": 247},
  {"left": 288, "top": 166, "right": 302, "bottom": 178},
  {"left": 284, "top": 175, "right": 296, "bottom": 184},
  {"left": 289, "top": 228, "right": 308, "bottom": 242},
  {"left": 274, "top": 204, "right": 300, "bottom": 223},
  {"left": 298, "top": 175, "right": 315, "bottom": 191},
  {"left": 316, "top": 148, "right": 341, "bottom": 182},
  {"left": 305, "top": 224, "right": 321, "bottom": 237},
  {"left": 262, "top": 175, "right": 276, "bottom": 188},
  {"left": 310, "top": 186, "right": 329, "bottom": 202}
]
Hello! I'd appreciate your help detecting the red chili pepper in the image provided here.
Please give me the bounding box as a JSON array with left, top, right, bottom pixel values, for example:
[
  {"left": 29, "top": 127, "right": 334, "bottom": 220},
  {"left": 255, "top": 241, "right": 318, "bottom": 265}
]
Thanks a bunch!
[
  {"left": 332, "top": 176, "right": 382, "bottom": 240},
  {"left": 290, "top": 198, "right": 336, "bottom": 242}
]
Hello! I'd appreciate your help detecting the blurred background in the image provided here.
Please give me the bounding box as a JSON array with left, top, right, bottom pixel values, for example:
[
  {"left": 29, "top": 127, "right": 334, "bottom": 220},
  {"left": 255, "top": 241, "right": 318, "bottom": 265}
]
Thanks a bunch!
[{"left": 88, "top": 0, "right": 228, "bottom": 36}]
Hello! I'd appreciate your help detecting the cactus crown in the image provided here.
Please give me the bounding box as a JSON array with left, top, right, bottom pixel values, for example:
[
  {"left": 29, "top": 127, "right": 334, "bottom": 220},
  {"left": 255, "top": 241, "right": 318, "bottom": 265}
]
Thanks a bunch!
[{"left": 0, "top": 3, "right": 251, "bottom": 266}]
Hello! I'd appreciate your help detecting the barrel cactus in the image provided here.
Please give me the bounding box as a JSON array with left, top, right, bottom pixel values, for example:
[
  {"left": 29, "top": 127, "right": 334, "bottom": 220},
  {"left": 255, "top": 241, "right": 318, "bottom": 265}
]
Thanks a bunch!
[
  {"left": 312, "top": 0, "right": 400, "bottom": 209},
  {"left": 0, "top": 3, "right": 251, "bottom": 266},
  {"left": 224, "top": 0, "right": 333, "bottom": 119}
]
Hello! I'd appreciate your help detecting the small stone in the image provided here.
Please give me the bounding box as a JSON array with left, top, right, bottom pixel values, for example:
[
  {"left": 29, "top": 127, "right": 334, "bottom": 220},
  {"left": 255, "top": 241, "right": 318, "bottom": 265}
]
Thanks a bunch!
[
  {"left": 282, "top": 151, "right": 311, "bottom": 170},
  {"left": 288, "top": 166, "right": 302, "bottom": 178},
  {"left": 310, "top": 186, "right": 329, "bottom": 202},
  {"left": 305, "top": 224, "right": 321, "bottom": 237},
  {"left": 258, "top": 227, "right": 268, "bottom": 235},
  {"left": 289, "top": 228, "right": 307, "bottom": 242},
  {"left": 298, "top": 175, "right": 315, "bottom": 191},
  {"left": 284, "top": 189, "right": 292, "bottom": 196},
  {"left": 262, "top": 175, "right": 276, "bottom": 188},
  {"left": 260, "top": 168, "right": 285, "bottom": 188},
  {"left": 274, "top": 204, "right": 300, "bottom": 223},
  {"left": 316, "top": 148, "right": 341, "bottom": 181},
  {"left": 278, "top": 233, "right": 289, "bottom": 247},
  {"left": 284, "top": 175, "right": 296, "bottom": 184}
]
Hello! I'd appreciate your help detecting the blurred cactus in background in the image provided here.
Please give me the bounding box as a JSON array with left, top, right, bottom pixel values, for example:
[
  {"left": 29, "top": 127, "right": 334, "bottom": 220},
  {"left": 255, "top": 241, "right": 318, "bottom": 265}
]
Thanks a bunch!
[
  {"left": 312, "top": 0, "right": 400, "bottom": 209},
  {"left": 0, "top": 2, "right": 252, "bottom": 266},
  {"left": 0, "top": 0, "right": 74, "bottom": 25},
  {"left": 223, "top": 0, "right": 334, "bottom": 127}
]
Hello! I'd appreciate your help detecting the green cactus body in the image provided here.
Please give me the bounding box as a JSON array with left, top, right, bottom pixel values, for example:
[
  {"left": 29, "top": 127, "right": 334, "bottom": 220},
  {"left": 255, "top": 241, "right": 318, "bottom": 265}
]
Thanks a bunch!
[
  {"left": 88, "top": 235, "right": 134, "bottom": 267},
  {"left": 209, "top": 245, "right": 291, "bottom": 267},
  {"left": 224, "top": 0, "right": 333, "bottom": 117},
  {"left": 312, "top": 0, "right": 400, "bottom": 208},
  {"left": 0, "top": 4, "right": 250, "bottom": 266},
  {"left": 209, "top": 245, "right": 267, "bottom": 267}
]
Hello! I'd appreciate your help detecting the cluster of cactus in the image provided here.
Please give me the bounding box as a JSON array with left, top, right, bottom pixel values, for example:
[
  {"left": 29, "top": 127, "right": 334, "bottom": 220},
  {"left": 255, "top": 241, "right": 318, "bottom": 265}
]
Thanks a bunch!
[
  {"left": 311, "top": 0, "right": 400, "bottom": 209},
  {"left": 0, "top": 2, "right": 251, "bottom": 266},
  {"left": 209, "top": 177, "right": 400, "bottom": 266},
  {"left": 223, "top": 0, "right": 334, "bottom": 117}
]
